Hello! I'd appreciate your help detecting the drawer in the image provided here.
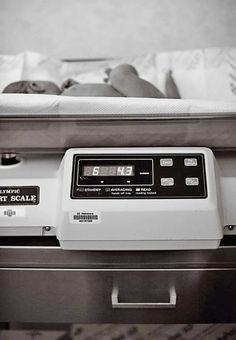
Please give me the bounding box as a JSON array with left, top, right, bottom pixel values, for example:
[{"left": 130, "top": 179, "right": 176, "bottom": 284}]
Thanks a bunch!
[{"left": 1, "top": 269, "right": 236, "bottom": 323}]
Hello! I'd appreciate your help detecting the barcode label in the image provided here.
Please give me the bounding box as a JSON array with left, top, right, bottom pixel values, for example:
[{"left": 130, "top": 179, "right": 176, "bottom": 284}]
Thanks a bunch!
[
  {"left": 69, "top": 212, "right": 101, "bottom": 224},
  {"left": 74, "top": 214, "right": 98, "bottom": 221}
]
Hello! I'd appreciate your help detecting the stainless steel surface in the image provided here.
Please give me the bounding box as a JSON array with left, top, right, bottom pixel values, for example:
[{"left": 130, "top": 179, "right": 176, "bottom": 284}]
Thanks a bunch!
[
  {"left": 1, "top": 246, "right": 236, "bottom": 268},
  {"left": 1, "top": 246, "right": 236, "bottom": 269},
  {"left": 1, "top": 267, "right": 235, "bottom": 271},
  {"left": 111, "top": 285, "right": 176, "bottom": 309},
  {"left": 1, "top": 267, "right": 236, "bottom": 323},
  {"left": 1, "top": 113, "right": 236, "bottom": 120},
  {"left": 1, "top": 246, "right": 236, "bottom": 323}
]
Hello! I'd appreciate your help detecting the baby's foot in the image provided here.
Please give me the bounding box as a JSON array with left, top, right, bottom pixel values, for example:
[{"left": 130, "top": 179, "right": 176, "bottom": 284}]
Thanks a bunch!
[{"left": 104, "top": 68, "right": 112, "bottom": 83}]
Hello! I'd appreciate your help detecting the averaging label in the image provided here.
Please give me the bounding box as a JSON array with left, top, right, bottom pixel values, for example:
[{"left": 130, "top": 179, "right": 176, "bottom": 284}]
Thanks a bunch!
[
  {"left": 70, "top": 212, "right": 101, "bottom": 224},
  {"left": 0, "top": 186, "right": 40, "bottom": 205}
]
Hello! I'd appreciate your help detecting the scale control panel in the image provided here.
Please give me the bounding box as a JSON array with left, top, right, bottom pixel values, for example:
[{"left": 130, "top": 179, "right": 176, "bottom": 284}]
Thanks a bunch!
[{"left": 71, "top": 154, "right": 207, "bottom": 199}]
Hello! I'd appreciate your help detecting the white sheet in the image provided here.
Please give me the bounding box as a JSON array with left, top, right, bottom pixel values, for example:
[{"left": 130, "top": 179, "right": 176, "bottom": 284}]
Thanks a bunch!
[{"left": 0, "top": 94, "right": 236, "bottom": 117}]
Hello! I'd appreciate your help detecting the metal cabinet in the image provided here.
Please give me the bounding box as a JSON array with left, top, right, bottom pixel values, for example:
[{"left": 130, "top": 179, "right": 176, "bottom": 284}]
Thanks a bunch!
[{"left": 1, "top": 245, "right": 236, "bottom": 323}]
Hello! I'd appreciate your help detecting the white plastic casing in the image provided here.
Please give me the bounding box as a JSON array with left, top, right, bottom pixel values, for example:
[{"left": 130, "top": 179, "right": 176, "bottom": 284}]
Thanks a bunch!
[
  {"left": 57, "top": 147, "right": 223, "bottom": 250},
  {"left": 0, "top": 154, "right": 59, "bottom": 236}
]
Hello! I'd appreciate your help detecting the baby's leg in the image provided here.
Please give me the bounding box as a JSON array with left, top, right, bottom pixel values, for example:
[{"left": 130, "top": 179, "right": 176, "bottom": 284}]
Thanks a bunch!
[{"left": 108, "top": 64, "right": 166, "bottom": 98}]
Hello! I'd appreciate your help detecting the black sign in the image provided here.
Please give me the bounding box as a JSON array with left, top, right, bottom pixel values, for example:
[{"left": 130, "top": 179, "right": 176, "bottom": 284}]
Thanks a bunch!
[
  {"left": 0, "top": 186, "right": 40, "bottom": 205},
  {"left": 71, "top": 154, "right": 207, "bottom": 199}
]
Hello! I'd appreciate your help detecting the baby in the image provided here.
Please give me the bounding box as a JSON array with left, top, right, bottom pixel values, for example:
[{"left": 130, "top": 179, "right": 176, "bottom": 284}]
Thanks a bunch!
[
  {"left": 3, "top": 64, "right": 179, "bottom": 98},
  {"left": 61, "top": 64, "right": 166, "bottom": 98}
]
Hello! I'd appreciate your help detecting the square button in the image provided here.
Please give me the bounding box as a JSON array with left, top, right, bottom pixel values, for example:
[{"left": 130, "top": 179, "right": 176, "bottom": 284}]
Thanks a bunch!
[
  {"left": 185, "top": 177, "right": 199, "bottom": 186},
  {"left": 161, "top": 178, "right": 174, "bottom": 186},
  {"left": 184, "top": 158, "right": 198, "bottom": 166},
  {"left": 160, "top": 158, "right": 173, "bottom": 167}
]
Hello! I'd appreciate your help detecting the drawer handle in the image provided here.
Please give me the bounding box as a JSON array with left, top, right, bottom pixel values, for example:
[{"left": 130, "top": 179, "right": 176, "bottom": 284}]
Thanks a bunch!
[{"left": 111, "top": 285, "right": 177, "bottom": 309}]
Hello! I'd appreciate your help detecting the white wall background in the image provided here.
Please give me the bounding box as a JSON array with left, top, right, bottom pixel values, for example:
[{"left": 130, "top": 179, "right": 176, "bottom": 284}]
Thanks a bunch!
[{"left": 0, "top": 0, "right": 235, "bottom": 59}]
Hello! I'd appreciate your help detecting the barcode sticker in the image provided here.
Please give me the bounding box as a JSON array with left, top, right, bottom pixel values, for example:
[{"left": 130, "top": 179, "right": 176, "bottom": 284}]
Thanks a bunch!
[{"left": 69, "top": 212, "right": 101, "bottom": 224}]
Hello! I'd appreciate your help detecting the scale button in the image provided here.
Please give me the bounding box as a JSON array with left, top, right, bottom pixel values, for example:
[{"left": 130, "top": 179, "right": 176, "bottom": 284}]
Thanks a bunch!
[
  {"left": 185, "top": 177, "right": 199, "bottom": 186},
  {"left": 184, "top": 158, "right": 198, "bottom": 166},
  {"left": 161, "top": 178, "right": 174, "bottom": 186},
  {"left": 160, "top": 158, "right": 173, "bottom": 167}
]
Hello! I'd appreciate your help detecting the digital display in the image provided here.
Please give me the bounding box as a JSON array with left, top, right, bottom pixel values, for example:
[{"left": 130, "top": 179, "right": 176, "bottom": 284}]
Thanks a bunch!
[{"left": 82, "top": 165, "right": 134, "bottom": 176}]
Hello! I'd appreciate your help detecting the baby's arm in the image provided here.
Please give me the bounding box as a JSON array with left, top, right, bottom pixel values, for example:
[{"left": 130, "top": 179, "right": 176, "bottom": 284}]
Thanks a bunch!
[{"left": 61, "top": 83, "right": 123, "bottom": 97}]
